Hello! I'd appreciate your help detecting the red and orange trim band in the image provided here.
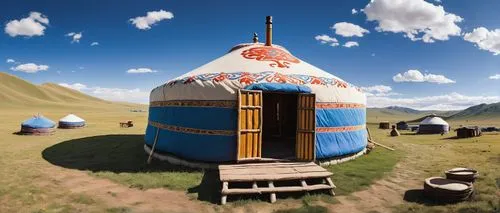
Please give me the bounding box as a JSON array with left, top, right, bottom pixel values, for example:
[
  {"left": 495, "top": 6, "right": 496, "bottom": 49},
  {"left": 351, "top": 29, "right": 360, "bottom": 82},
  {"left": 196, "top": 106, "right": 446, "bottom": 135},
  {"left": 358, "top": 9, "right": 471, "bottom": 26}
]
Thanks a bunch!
[{"left": 316, "top": 124, "right": 366, "bottom": 133}]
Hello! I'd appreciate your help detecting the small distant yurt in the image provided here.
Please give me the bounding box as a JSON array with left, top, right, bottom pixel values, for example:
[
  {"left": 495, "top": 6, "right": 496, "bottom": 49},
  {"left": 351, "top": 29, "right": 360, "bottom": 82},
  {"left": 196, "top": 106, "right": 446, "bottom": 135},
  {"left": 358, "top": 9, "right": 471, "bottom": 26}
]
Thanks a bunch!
[
  {"left": 58, "top": 114, "right": 85, "bottom": 129},
  {"left": 20, "top": 115, "right": 56, "bottom": 135},
  {"left": 144, "top": 17, "right": 367, "bottom": 164},
  {"left": 417, "top": 115, "right": 449, "bottom": 134},
  {"left": 379, "top": 121, "right": 390, "bottom": 129},
  {"left": 396, "top": 121, "right": 408, "bottom": 130}
]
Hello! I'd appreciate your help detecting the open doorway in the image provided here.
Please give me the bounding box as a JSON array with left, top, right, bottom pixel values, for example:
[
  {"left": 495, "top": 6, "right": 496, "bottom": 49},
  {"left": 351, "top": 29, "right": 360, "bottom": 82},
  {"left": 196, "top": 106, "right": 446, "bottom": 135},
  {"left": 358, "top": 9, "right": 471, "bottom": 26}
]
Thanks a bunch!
[{"left": 261, "top": 92, "right": 298, "bottom": 160}]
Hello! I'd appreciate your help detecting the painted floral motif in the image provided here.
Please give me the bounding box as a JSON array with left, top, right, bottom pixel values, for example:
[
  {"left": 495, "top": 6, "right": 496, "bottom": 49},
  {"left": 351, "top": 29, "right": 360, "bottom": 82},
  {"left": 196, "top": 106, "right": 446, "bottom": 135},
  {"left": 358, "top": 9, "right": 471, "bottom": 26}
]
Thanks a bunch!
[
  {"left": 241, "top": 47, "right": 300, "bottom": 68},
  {"left": 167, "top": 71, "right": 360, "bottom": 91}
]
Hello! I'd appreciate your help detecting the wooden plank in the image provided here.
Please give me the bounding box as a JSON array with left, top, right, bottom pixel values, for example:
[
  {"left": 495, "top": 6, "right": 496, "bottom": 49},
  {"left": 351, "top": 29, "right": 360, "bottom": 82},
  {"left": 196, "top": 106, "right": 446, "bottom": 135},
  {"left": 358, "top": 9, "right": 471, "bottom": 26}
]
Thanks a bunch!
[
  {"left": 221, "top": 184, "right": 333, "bottom": 195},
  {"left": 219, "top": 164, "right": 318, "bottom": 171},
  {"left": 258, "top": 93, "right": 263, "bottom": 157},
  {"left": 240, "top": 106, "right": 262, "bottom": 109},
  {"left": 236, "top": 90, "right": 242, "bottom": 161},
  {"left": 220, "top": 171, "right": 333, "bottom": 182},
  {"left": 247, "top": 92, "right": 253, "bottom": 157},
  {"left": 240, "top": 129, "right": 261, "bottom": 132},
  {"left": 219, "top": 162, "right": 316, "bottom": 169}
]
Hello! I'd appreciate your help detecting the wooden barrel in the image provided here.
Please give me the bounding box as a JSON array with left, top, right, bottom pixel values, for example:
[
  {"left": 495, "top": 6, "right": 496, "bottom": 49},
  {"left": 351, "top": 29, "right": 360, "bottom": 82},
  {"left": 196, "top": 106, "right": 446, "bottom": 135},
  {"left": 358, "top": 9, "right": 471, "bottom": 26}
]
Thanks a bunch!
[
  {"left": 445, "top": 168, "right": 478, "bottom": 183},
  {"left": 423, "top": 177, "right": 474, "bottom": 202}
]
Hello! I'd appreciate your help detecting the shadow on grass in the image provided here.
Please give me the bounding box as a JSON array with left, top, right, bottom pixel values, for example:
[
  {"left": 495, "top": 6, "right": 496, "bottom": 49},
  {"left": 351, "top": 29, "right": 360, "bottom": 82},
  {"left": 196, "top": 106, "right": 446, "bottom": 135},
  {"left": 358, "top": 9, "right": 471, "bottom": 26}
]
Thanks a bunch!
[
  {"left": 441, "top": 136, "right": 460, "bottom": 140},
  {"left": 42, "top": 134, "right": 200, "bottom": 173}
]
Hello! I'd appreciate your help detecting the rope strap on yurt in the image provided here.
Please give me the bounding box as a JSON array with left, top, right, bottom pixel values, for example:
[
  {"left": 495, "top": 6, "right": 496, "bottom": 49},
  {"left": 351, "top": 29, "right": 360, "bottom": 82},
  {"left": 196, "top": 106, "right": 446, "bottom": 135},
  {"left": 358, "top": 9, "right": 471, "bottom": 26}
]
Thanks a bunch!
[{"left": 147, "top": 127, "right": 161, "bottom": 164}]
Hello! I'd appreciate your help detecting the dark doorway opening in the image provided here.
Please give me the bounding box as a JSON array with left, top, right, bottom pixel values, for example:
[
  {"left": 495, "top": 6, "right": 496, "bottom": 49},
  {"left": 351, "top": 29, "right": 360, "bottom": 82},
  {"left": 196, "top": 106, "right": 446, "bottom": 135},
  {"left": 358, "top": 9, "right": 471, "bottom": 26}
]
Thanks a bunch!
[{"left": 262, "top": 92, "right": 298, "bottom": 160}]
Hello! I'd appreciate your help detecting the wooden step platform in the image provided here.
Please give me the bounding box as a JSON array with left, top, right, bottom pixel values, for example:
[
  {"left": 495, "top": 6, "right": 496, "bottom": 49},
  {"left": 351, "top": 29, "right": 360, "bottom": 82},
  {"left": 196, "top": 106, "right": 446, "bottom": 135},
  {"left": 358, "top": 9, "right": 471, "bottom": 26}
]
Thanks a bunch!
[{"left": 219, "top": 162, "right": 335, "bottom": 204}]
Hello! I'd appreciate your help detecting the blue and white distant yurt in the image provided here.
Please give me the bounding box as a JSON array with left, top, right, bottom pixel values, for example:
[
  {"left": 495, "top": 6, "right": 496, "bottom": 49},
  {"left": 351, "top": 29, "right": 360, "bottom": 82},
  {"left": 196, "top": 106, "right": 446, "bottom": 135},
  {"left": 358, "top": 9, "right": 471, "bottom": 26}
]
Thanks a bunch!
[
  {"left": 20, "top": 115, "right": 56, "bottom": 135},
  {"left": 58, "top": 114, "right": 85, "bottom": 129},
  {"left": 417, "top": 115, "right": 450, "bottom": 134},
  {"left": 144, "top": 17, "right": 367, "bottom": 165}
]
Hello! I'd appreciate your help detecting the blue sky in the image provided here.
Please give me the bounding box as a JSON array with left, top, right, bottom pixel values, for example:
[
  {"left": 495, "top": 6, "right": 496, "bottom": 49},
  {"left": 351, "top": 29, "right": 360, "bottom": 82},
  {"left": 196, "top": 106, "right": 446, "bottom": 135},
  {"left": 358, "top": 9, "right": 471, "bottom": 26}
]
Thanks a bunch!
[{"left": 1, "top": 0, "right": 499, "bottom": 109}]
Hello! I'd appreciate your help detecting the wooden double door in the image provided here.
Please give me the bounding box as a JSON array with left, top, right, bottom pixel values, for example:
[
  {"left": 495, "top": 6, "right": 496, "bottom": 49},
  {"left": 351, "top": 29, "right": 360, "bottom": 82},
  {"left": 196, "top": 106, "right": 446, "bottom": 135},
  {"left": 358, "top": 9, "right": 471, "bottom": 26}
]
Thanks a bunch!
[{"left": 236, "top": 90, "right": 316, "bottom": 162}]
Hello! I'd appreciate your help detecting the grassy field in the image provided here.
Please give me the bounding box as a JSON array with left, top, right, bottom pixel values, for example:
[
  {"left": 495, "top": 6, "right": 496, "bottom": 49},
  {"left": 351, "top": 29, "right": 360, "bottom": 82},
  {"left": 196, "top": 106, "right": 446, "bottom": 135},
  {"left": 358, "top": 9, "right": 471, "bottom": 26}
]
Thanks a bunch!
[{"left": 1, "top": 104, "right": 498, "bottom": 213}]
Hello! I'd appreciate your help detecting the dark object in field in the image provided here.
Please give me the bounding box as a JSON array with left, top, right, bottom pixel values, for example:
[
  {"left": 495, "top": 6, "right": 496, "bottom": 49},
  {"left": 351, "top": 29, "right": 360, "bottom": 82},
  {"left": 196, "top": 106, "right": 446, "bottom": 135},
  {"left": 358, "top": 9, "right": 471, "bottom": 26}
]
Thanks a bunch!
[
  {"left": 423, "top": 177, "right": 474, "bottom": 202},
  {"left": 396, "top": 121, "right": 408, "bottom": 130},
  {"left": 120, "top": 120, "right": 134, "bottom": 128},
  {"left": 379, "top": 121, "right": 390, "bottom": 129},
  {"left": 456, "top": 126, "right": 481, "bottom": 138},
  {"left": 390, "top": 125, "right": 400, "bottom": 137},
  {"left": 445, "top": 168, "right": 479, "bottom": 183},
  {"left": 481, "top": 127, "right": 499, "bottom": 132}
]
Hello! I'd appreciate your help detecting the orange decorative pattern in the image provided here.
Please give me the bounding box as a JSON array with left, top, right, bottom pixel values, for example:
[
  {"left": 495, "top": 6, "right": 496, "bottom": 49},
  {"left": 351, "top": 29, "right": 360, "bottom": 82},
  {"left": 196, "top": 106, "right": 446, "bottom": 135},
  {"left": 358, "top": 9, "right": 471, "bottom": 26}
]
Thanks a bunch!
[
  {"left": 241, "top": 46, "right": 300, "bottom": 68},
  {"left": 316, "top": 103, "right": 366, "bottom": 109},
  {"left": 149, "top": 121, "right": 236, "bottom": 136},
  {"left": 150, "top": 100, "right": 237, "bottom": 108},
  {"left": 316, "top": 125, "right": 366, "bottom": 133}
]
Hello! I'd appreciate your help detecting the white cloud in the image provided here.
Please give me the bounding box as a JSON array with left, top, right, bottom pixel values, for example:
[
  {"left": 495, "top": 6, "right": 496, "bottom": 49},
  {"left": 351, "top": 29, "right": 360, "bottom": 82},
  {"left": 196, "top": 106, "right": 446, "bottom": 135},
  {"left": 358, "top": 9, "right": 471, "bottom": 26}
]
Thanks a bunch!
[
  {"left": 4, "top": 12, "right": 49, "bottom": 37},
  {"left": 59, "top": 83, "right": 149, "bottom": 104},
  {"left": 344, "top": 41, "right": 359, "bottom": 48},
  {"left": 90, "top": 41, "right": 99, "bottom": 46},
  {"left": 364, "top": 0, "right": 463, "bottom": 43},
  {"left": 78, "top": 66, "right": 84, "bottom": 70},
  {"left": 10, "top": 63, "right": 49, "bottom": 73},
  {"left": 126, "top": 68, "right": 157, "bottom": 74},
  {"left": 6, "top": 59, "right": 15, "bottom": 63},
  {"left": 371, "top": 53, "right": 376, "bottom": 56},
  {"left": 129, "top": 10, "right": 174, "bottom": 30},
  {"left": 463, "top": 27, "right": 500, "bottom": 55},
  {"left": 352, "top": 8, "right": 358, "bottom": 14},
  {"left": 58, "top": 83, "right": 88, "bottom": 91},
  {"left": 331, "top": 22, "right": 369, "bottom": 37},
  {"left": 361, "top": 85, "right": 400, "bottom": 97},
  {"left": 489, "top": 74, "right": 500, "bottom": 80},
  {"left": 393, "top": 69, "right": 455, "bottom": 84},
  {"left": 367, "top": 92, "right": 500, "bottom": 110},
  {"left": 314, "top": 34, "right": 339, "bottom": 46},
  {"left": 66, "top": 32, "right": 82, "bottom": 43}
]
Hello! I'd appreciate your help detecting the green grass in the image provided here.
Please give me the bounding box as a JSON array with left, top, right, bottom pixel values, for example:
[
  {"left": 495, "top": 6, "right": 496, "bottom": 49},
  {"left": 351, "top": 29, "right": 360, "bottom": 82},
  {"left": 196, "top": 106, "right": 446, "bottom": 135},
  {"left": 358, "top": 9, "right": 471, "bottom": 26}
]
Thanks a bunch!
[{"left": 326, "top": 148, "right": 402, "bottom": 195}]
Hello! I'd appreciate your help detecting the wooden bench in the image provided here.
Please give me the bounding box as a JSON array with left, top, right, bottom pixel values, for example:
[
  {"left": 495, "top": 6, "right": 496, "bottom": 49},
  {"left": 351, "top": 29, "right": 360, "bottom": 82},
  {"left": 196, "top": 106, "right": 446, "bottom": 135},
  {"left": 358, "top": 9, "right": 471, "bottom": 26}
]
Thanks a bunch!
[{"left": 219, "top": 162, "right": 335, "bottom": 204}]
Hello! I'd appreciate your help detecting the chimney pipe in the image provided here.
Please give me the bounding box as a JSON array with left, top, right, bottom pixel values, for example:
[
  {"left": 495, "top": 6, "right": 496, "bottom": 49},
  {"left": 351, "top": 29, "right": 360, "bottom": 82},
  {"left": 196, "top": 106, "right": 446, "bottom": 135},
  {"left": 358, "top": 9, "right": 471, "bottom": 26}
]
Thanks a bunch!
[{"left": 265, "top": 16, "right": 272, "bottom": 46}]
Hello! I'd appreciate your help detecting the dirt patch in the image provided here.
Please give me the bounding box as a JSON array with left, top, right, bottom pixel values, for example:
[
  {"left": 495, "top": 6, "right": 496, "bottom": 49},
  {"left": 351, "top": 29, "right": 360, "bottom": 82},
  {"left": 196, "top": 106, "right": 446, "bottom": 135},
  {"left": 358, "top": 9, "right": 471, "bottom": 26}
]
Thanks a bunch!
[{"left": 38, "top": 167, "right": 215, "bottom": 213}]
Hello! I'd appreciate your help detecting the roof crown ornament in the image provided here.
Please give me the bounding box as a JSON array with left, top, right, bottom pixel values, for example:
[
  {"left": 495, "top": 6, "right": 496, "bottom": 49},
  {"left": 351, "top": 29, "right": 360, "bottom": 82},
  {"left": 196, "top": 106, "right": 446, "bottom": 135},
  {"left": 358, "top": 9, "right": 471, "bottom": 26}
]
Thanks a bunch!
[{"left": 253, "top": 32, "right": 258, "bottom": 43}]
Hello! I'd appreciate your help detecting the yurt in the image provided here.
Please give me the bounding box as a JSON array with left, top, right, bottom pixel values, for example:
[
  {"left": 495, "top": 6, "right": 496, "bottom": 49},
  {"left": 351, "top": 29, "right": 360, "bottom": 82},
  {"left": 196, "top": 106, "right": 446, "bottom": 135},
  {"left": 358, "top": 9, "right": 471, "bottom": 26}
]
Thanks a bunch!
[
  {"left": 58, "top": 114, "right": 85, "bottom": 129},
  {"left": 396, "top": 121, "right": 408, "bottom": 130},
  {"left": 20, "top": 115, "right": 56, "bottom": 135},
  {"left": 144, "top": 17, "right": 367, "bottom": 164},
  {"left": 417, "top": 115, "right": 449, "bottom": 134}
]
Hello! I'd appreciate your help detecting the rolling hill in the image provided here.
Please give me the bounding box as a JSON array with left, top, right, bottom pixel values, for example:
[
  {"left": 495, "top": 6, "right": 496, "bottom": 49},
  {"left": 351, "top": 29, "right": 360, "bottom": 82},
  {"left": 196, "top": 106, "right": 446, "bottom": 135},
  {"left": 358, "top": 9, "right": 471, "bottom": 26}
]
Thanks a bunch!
[
  {"left": 0, "top": 72, "right": 143, "bottom": 110},
  {"left": 448, "top": 102, "right": 500, "bottom": 120}
]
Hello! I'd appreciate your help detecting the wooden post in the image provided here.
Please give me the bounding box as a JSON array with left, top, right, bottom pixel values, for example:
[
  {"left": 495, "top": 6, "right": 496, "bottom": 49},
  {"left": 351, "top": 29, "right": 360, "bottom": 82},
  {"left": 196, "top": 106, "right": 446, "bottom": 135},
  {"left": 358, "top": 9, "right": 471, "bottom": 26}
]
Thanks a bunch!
[
  {"left": 221, "top": 182, "right": 228, "bottom": 205},
  {"left": 147, "top": 127, "right": 160, "bottom": 164},
  {"left": 268, "top": 181, "right": 276, "bottom": 203},
  {"left": 265, "top": 16, "right": 272, "bottom": 46},
  {"left": 326, "top": 177, "right": 336, "bottom": 196}
]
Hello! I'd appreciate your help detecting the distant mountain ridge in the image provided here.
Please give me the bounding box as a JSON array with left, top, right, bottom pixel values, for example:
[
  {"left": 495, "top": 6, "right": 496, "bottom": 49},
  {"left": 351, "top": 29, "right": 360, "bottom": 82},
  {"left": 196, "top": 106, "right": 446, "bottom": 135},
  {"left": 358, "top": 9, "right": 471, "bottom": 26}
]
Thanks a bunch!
[{"left": 370, "top": 103, "right": 500, "bottom": 122}]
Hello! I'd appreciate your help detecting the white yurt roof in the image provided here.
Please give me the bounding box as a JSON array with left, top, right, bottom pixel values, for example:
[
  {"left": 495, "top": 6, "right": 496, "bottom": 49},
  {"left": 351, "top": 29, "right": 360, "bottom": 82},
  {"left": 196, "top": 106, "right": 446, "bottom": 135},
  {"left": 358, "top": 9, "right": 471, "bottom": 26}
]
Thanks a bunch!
[
  {"left": 150, "top": 42, "right": 366, "bottom": 104},
  {"left": 420, "top": 116, "right": 448, "bottom": 126},
  {"left": 59, "top": 114, "right": 85, "bottom": 122}
]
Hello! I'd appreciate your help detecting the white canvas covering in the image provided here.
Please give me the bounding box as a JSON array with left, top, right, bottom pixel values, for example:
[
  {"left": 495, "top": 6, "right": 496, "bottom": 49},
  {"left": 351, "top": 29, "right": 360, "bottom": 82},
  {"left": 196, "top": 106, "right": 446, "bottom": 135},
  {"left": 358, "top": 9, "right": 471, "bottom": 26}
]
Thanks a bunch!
[
  {"left": 150, "top": 43, "right": 366, "bottom": 104},
  {"left": 420, "top": 116, "right": 449, "bottom": 126},
  {"left": 59, "top": 114, "right": 85, "bottom": 123}
]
